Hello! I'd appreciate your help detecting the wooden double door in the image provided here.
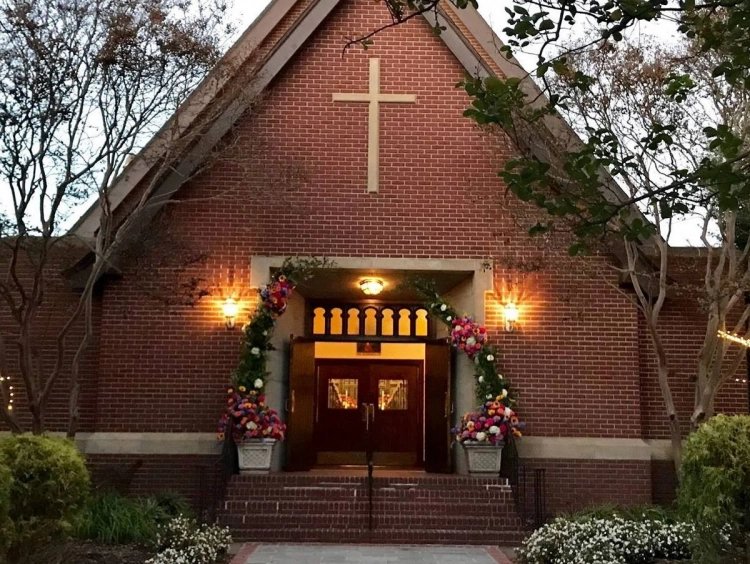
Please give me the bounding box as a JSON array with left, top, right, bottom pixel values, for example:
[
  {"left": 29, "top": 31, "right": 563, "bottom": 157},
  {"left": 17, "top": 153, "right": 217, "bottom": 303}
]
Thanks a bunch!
[
  {"left": 287, "top": 340, "right": 453, "bottom": 472},
  {"left": 315, "top": 360, "right": 421, "bottom": 466}
]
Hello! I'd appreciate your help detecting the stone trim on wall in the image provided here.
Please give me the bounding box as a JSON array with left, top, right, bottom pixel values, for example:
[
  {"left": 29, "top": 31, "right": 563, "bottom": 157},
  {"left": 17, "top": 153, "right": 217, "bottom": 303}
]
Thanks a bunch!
[
  {"left": 48, "top": 432, "right": 675, "bottom": 460},
  {"left": 517, "top": 437, "right": 674, "bottom": 461},
  {"left": 249, "top": 256, "right": 493, "bottom": 324}
]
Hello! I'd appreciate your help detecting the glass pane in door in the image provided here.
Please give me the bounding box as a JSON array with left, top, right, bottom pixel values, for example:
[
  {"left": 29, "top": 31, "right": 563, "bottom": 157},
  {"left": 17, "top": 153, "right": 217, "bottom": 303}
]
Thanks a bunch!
[
  {"left": 377, "top": 379, "right": 408, "bottom": 410},
  {"left": 327, "top": 379, "right": 358, "bottom": 409}
]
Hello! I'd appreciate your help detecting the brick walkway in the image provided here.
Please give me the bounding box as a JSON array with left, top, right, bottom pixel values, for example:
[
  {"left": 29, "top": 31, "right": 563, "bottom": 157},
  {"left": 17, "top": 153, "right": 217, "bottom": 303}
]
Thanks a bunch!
[{"left": 231, "top": 544, "right": 513, "bottom": 564}]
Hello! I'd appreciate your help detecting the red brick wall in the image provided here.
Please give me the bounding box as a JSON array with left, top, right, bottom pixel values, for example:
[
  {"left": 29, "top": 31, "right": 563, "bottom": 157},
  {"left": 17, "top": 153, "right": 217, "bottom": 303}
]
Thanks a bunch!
[
  {"left": 95, "top": 0, "right": 643, "bottom": 440},
  {"left": 521, "top": 458, "right": 652, "bottom": 514},
  {"left": 87, "top": 454, "right": 219, "bottom": 509},
  {"left": 486, "top": 264, "right": 641, "bottom": 439},
  {"left": 2, "top": 0, "right": 744, "bottom": 516},
  {"left": 639, "top": 296, "right": 749, "bottom": 441},
  {"left": 0, "top": 242, "right": 99, "bottom": 433}
]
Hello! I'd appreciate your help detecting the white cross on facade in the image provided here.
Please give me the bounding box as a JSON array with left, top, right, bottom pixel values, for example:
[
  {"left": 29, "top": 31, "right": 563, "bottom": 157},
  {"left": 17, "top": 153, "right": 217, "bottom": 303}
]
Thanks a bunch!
[{"left": 333, "top": 58, "right": 417, "bottom": 193}]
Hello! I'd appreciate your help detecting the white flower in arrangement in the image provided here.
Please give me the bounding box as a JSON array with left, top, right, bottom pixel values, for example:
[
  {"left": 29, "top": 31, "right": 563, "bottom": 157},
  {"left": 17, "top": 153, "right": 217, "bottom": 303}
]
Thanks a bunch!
[
  {"left": 254, "top": 378, "right": 264, "bottom": 389},
  {"left": 486, "top": 394, "right": 493, "bottom": 399},
  {"left": 466, "top": 336, "right": 476, "bottom": 346},
  {"left": 475, "top": 431, "right": 487, "bottom": 442},
  {"left": 250, "top": 347, "right": 261, "bottom": 356},
  {"left": 247, "top": 421, "right": 257, "bottom": 430},
  {"left": 262, "top": 331, "right": 268, "bottom": 336},
  {"left": 504, "top": 407, "right": 512, "bottom": 417},
  {"left": 486, "top": 354, "right": 495, "bottom": 362},
  {"left": 489, "top": 425, "right": 500, "bottom": 435},
  {"left": 446, "top": 316, "right": 452, "bottom": 321},
  {"left": 501, "top": 388, "right": 508, "bottom": 398},
  {"left": 478, "top": 376, "right": 484, "bottom": 383},
  {"left": 440, "top": 304, "right": 447, "bottom": 311}
]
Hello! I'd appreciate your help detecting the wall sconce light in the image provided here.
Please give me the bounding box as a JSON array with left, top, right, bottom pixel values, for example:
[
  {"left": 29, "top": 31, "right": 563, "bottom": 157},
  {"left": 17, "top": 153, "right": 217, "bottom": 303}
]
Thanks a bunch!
[
  {"left": 360, "top": 278, "right": 384, "bottom": 296},
  {"left": 222, "top": 298, "right": 239, "bottom": 329},
  {"left": 504, "top": 302, "right": 519, "bottom": 332}
]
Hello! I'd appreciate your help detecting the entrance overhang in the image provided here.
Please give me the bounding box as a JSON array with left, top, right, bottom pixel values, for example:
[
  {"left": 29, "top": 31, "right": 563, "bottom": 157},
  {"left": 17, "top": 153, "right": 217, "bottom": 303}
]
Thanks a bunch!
[
  {"left": 252, "top": 257, "right": 493, "bottom": 474},
  {"left": 250, "top": 257, "right": 493, "bottom": 323}
]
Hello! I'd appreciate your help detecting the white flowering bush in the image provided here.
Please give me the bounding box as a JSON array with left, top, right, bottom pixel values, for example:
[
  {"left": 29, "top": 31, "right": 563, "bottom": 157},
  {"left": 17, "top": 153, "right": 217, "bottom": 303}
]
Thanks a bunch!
[
  {"left": 516, "top": 515, "right": 693, "bottom": 564},
  {"left": 146, "top": 515, "right": 232, "bottom": 564}
]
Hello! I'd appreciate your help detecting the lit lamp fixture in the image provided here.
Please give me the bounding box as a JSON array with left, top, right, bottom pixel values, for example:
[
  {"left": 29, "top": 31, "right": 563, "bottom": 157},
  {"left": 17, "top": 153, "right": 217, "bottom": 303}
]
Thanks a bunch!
[
  {"left": 504, "top": 302, "right": 519, "bottom": 332},
  {"left": 360, "top": 278, "right": 384, "bottom": 296},
  {"left": 222, "top": 298, "right": 239, "bottom": 329}
]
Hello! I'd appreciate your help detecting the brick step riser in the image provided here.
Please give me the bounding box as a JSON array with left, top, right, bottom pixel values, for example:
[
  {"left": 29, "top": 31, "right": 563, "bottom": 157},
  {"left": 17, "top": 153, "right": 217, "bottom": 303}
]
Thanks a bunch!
[
  {"left": 228, "top": 529, "right": 528, "bottom": 545},
  {"left": 221, "top": 476, "right": 526, "bottom": 545},
  {"left": 224, "top": 493, "right": 515, "bottom": 504},
  {"left": 226, "top": 485, "right": 512, "bottom": 492},
  {"left": 228, "top": 479, "right": 510, "bottom": 488},
  {"left": 223, "top": 500, "right": 517, "bottom": 514},
  {"left": 224, "top": 485, "right": 513, "bottom": 496},
  {"left": 228, "top": 481, "right": 510, "bottom": 490},
  {"left": 220, "top": 513, "right": 523, "bottom": 528}
]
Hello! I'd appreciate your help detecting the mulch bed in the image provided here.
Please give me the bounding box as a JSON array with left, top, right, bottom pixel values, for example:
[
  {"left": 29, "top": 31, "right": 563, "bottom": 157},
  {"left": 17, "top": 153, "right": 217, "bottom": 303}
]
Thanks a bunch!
[
  {"left": 13, "top": 541, "right": 233, "bottom": 564},
  {"left": 14, "top": 541, "right": 155, "bottom": 564}
]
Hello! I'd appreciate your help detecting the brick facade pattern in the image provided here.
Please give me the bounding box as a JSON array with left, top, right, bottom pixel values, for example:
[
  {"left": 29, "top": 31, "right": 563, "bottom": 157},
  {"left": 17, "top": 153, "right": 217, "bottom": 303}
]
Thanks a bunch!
[{"left": 1, "top": 0, "right": 747, "bottom": 525}]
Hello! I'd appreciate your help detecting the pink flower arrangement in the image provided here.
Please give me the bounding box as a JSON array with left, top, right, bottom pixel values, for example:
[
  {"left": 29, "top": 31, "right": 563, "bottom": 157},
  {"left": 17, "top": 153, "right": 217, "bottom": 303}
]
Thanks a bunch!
[
  {"left": 260, "top": 275, "right": 293, "bottom": 316},
  {"left": 452, "top": 395, "right": 522, "bottom": 445},
  {"left": 450, "top": 316, "right": 488, "bottom": 359},
  {"left": 217, "top": 388, "right": 287, "bottom": 442}
]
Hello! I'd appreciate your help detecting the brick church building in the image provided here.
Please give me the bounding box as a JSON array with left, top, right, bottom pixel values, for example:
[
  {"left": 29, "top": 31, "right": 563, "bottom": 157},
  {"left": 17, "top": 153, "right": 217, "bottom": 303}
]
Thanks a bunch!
[{"left": 2, "top": 0, "right": 748, "bottom": 544}]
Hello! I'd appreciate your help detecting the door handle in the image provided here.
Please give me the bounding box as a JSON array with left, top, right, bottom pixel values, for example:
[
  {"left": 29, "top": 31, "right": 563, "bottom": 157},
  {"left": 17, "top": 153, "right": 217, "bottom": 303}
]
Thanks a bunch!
[
  {"left": 291, "top": 389, "right": 295, "bottom": 414},
  {"left": 362, "top": 403, "right": 375, "bottom": 431}
]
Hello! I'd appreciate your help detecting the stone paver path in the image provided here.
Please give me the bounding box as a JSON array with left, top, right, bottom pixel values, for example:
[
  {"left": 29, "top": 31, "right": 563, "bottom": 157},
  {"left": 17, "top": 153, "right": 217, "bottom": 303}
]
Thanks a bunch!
[{"left": 237, "top": 544, "right": 506, "bottom": 564}]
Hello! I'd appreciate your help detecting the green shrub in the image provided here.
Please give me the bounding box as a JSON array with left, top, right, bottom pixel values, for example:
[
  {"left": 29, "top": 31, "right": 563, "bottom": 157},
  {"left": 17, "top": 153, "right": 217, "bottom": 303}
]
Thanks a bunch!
[
  {"left": 0, "top": 463, "right": 13, "bottom": 560},
  {"left": 77, "top": 491, "right": 193, "bottom": 544},
  {"left": 679, "top": 414, "right": 750, "bottom": 563},
  {"left": 0, "top": 434, "right": 90, "bottom": 556},
  {"left": 516, "top": 513, "right": 693, "bottom": 564},
  {"left": 77, "top": 494, "right": 161, "bottom": 544},
  {"left": 151, "top": 491, "right": 193, "bottom": 519},
  {"left": 566, "top": 503, "right": 681, "bottom": 523}
]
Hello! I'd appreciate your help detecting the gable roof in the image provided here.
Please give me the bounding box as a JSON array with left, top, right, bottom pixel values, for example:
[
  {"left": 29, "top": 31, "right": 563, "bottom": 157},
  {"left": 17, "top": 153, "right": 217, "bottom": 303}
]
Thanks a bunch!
[{"left": 71, "top": 0, "right": 631, "bottom": 239}]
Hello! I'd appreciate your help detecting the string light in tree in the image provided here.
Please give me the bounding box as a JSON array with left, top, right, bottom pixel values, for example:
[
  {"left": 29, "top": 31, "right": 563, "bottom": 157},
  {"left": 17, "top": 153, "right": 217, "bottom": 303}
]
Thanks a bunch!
[
  {"left": 718, "top": 330, "right": 750, "bottom": 348},
  {"left": 0, "top": 375, "right": 12, "bottom": 411}
]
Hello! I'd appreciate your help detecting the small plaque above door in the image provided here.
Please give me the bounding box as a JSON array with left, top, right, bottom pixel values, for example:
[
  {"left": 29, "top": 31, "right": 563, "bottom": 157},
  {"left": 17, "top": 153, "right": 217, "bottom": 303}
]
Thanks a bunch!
[{"left": 356, "top": 342, "right": 381, "bottom": 354}]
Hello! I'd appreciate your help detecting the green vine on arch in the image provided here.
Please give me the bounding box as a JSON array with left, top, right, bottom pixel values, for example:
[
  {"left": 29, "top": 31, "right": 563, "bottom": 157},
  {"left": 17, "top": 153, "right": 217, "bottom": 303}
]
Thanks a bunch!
[
  {"left": 410, "top": 278, "right": 517, "bottom": 406},
  {"left": 232, "top": 257, "right": 332, "bottom": 393}
]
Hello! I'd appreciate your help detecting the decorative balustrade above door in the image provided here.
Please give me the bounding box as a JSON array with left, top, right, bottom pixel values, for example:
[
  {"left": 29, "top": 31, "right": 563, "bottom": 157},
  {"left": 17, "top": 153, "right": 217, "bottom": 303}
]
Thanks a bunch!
[{"left": 308, "top": 303, "right": 434, "bottom": 341}]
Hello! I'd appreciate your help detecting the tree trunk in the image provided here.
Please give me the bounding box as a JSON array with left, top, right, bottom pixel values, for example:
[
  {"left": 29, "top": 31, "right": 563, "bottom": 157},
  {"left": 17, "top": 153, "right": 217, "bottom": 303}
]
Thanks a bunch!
[
  {"left": 30, "top": 406, "right": 43, "bottom": 435},
  {"left": 648, "top": 321, "right": 683, "bottom": 473},
  {"left": 0, "top": 410, "right": 22, "bottom": 434},
  {"left": 661, "top": 367, "right": 683, "bottom": 472},
  {"left": 67, "top": 267, "right": 98, "bottom": 439},
  {"left": 691, "top": 388, "right": 712, "bottom": 431}
]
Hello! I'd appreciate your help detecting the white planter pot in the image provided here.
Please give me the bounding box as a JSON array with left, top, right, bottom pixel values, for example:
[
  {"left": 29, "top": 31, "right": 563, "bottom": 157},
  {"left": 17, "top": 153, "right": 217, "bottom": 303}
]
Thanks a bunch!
[
  {"left": 462, "top": 442, "right": 504, "bottom": 475},
  {"left": 237, "top": 439, "right": 277, "bottom": 474}
]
